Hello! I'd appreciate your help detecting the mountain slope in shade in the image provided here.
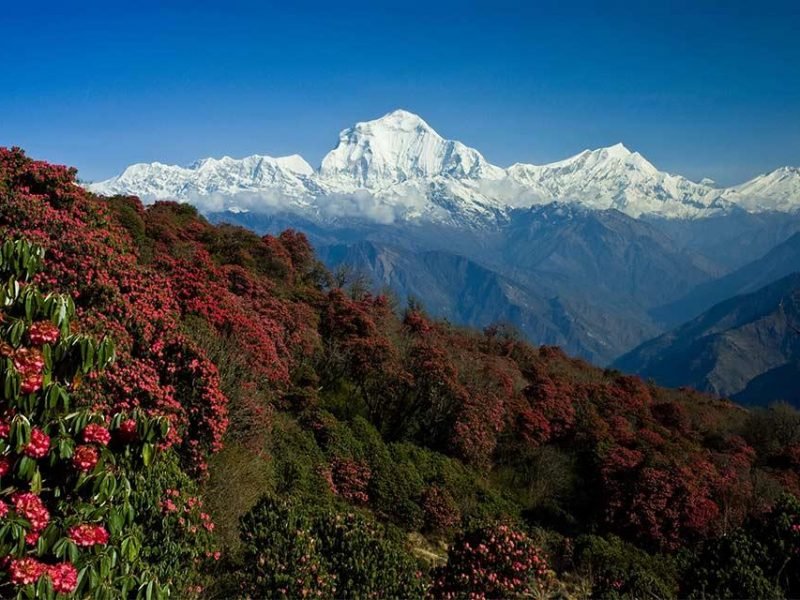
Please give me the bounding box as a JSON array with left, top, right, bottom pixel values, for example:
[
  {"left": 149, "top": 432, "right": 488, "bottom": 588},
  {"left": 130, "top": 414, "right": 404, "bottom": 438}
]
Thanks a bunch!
[
  {"left": 315, "top": 239, "right": 659, "bottom": 364},
  {"left": 646, "top": 210, "right": 800, "bottom": 271},
  {"left": 89, "top": 109, "right": 800, "bottom": 223},
  {"left": 501, "top": 204, "right": 721, "bottom": 309},
  {"left": 209, "top": 204, "right": 717, "bottom": 363},
  {"left": 654, "top": 232, "right": 800, "bottom": 326},
  {"left": 614, "top": 273, "right": 800, "bottom": 405}
]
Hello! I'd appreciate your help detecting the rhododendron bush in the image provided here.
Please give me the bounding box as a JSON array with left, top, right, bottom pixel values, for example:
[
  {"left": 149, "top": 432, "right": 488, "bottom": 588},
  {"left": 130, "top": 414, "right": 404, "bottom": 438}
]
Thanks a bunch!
[
  {"left": 0, "top": 149, "right": 229, "bottom": 475},
  {"left": 0, "top": 239, "right": 212, "bottom": 598},
  {"left": 431, "top": 523, "right": 552, "bottom": 599},
  {"left": 238, "top": 497, "right": 426, "bottom": 599}
]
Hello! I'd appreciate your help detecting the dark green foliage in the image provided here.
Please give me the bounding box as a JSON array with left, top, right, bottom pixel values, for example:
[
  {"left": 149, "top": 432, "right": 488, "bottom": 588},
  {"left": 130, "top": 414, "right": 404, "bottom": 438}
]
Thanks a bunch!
[
  {"left": 680, "top": 530, "right": 781, "bottom": 599},
  {"left": 573, "top": 535, "right": 678, "bottom": 599},
  {"left": 680, "top": 494, "right": 800, "bottom": 599},
  {"left": 238, "top": 496, "right": 425, "bottom": 599}
]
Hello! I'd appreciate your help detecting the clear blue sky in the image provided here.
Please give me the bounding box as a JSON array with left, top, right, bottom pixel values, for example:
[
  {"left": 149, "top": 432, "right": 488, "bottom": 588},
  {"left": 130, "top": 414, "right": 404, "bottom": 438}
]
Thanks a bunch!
[{"left": 1, "top": 0, "right": 798, "bottom": 184}]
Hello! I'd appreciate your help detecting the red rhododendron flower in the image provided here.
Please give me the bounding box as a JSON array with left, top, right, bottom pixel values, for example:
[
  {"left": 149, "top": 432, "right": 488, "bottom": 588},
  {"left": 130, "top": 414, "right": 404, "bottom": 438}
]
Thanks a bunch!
[
  {"left": 47, "top": 563, "right": 78, "bottom": 594},
  {"left": 8, "top": 557, "right": 45, "bottom": 586},
  {"left": 72, "top": 444, "right": 99, "bottom": 472},
  {"left": 0, "top": 499, "right": 8, "bottom": 518},
  {"left": 13, "top": 348, "right": 45, "bottom": 376},
  {"left": 117, "top": 418, "right": 138, "bottom": 442},
  {"left": 14, "top": 349, "right": 45, "bottom": 395},
  {"left": 68, "top": 523, "right": 109, "bottom": 546},
  {"left": 83, "top": 423, "right": 111, "bottom": 446},
  {"left": 0, "top": 456, "right": 10, "bottom": 477},
  {"left": 24, "top": 428, "right": 50, "bottom": 459},
  {"left": 12, "top": 493, "right": 49, "bottom": 531},
  {"left": 0, "top": 421, "right": 9, "bottom": 438},
  {"left": 20, "top": 373, "right": 42, "bottom": 395},
  {"left": 28, "top": 321, "right": 60, "bottom": 346},
  {"left": 25, "top": 530, "right": 40, "bottom": 546}
]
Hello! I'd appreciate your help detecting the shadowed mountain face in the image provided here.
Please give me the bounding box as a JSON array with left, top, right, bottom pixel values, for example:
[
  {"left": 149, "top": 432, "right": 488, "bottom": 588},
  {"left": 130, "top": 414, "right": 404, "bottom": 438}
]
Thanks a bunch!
[
  {"left": 615, "top": 273, "right": 800, "bottom": 406},
  {"left": 501, "top": 205, "right": 721, "bottom": 309},
  {"left": 315, "top": 240, "right": 659, "bottom": 364},
  {"left": 647, "top": 210, "right": 800, "bottom": 271},
  {"left": 653, "top": 232, "right": 800, "bottom": 326}
]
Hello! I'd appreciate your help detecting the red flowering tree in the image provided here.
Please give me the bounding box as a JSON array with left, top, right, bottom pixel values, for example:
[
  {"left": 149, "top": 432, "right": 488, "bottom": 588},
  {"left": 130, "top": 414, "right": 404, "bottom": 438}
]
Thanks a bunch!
[
  {"left": 0, "top": 238, "right": 213, "bottom": 598},
  {"left": 0, "top": 149, "right": 230, "bottom": 476}
]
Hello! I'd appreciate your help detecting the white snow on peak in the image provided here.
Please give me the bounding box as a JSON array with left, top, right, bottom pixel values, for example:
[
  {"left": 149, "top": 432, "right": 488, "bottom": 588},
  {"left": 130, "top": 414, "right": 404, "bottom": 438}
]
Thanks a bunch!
[
  {"left": 506, "top": 143, "right": 724, "bottom": 218},
  {"left": 720, "top": 166, "right": 800, "bottom": 212},
  {"left": 319, "top": 109, "right": 506, "bottom": 188},
  {"left": 87, "top": 110, "right": 800, "bottom": 226}
]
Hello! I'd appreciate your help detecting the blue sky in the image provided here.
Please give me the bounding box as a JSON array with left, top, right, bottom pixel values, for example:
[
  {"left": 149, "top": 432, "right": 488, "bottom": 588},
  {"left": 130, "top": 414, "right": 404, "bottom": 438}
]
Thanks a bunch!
[{"left": 1, "top": 0, "right": 798, "bottom": 184}]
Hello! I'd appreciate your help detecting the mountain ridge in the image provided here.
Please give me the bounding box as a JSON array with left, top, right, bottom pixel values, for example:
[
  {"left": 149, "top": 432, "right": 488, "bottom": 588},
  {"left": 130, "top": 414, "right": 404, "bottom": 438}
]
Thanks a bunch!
[
  {"left": 615, "top": 272, "right": 800, "bottom": 404},
  {"left": 89, "top": 110, "right": 800, "bottom": 224}
]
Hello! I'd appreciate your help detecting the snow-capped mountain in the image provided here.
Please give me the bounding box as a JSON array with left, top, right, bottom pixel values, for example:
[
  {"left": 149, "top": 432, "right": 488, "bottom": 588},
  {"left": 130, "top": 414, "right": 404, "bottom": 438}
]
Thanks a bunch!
[
  {"left": 89, "top": 109, "right": 800, "bottom": 225},
  {"left": 720, "top": 166, "right": 800, "bottom": 213},
  {"left": 319, "top": 109, "right": 505, "bottom": 187},
  {"left": 506, "top": 143, "right": 729, "bottom": 218}
]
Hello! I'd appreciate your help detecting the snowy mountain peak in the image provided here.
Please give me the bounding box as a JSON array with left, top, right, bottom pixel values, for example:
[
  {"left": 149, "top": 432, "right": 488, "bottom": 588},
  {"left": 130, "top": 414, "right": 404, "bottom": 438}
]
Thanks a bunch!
[
  {"left": 90, "top": 153, "right": 316, "bottom": 202},
  {"left": 88, "top": 111, "right": 800, "bottom": 225},
  {"left": 369, "top": 109, "right": 436, "bottom": 133},
  {"left": 722, "top": 166, "right": 800, "bottom": 212},
  {"left": 319, "top": 109, "right": 504, "bottom": 188},
  {"left": 602, "top": 142, "right": 633, "bottom": 158}
]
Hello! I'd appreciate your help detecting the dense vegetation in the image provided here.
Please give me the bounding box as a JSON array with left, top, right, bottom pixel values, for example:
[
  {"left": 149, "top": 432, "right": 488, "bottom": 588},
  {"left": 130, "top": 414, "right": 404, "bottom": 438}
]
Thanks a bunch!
[{"left": 1, "top": 146, "right": 799, "bottom": 598}]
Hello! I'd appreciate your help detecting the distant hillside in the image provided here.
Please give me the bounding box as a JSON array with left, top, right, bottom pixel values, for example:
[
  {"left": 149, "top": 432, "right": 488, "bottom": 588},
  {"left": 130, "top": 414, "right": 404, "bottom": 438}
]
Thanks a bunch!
[
  {"left": 616, "top": 273, "right": 800, "bottom": 406},
  {"left": 316, "top": 239, "right": 658, "bottom": 363},
  {"left": 653, "top": 231, "right": 800, "bottom": 326},
  {"left": 215, "top": 204, "right": 717, "bottom": 364}
]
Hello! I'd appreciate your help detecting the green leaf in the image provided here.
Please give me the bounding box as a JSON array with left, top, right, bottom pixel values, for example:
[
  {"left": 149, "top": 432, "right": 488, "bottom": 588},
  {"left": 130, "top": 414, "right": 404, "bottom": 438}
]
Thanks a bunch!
[
  {"left": 30, "top": 468, "right": 42, "bottom": 493},
  {"left": 142, "top": 443, "right": 154, "bottom": 467}
]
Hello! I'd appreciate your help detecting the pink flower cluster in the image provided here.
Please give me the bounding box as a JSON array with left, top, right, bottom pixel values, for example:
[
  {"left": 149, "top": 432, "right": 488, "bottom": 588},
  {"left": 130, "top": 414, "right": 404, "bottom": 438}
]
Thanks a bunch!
[
  {"left": 83, "top": 423, "right": 111, "bottom": 446},
  {"left": 68, "top": 523, "right": 110, "bottom": 547},
  {"left": 117, "top": 418, "right": 138, "bottom": 442},
  {"left": 12, "top": 492, "right": 50, "bottom": 531},
  {"left": 13, "top": 348, "right": 45, "bottom": 395},
  {"left": 24, "top": 428, "right": 50, "bottom": 459},
  {"left": 27, "top": 321, "right": 60, "bottom": 346},
  {"left": 72, "top": 445, "right": 99, "bottom": 472},
  {"left": 8, "top": 558, "right": 77, "bottom": 593}
]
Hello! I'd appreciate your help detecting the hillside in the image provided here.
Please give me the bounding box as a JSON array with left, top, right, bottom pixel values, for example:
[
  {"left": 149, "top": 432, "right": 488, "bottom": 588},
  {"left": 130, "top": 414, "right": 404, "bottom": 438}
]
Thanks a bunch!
[
  {"left": 617, "top": 273, "right": 800, "bottom": 406},
  {"left": 653, "top": 231, "right": 800, "bottom": 326},
  {"left": 2, "top": 147, "right": 800, "bottom": 599}
]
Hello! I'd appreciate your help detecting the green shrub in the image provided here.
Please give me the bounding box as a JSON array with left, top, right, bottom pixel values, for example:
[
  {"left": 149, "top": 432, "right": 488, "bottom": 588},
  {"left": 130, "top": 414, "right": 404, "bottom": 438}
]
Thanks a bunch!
[
  {"left": 237, "top": 496, "right": 425, "bottom": 599},
  {"left": 573, "top": 535, "right": 678, "bottom": 599},
  {"left": 680, "top": 530, "right": 780, "bottom": 599}
]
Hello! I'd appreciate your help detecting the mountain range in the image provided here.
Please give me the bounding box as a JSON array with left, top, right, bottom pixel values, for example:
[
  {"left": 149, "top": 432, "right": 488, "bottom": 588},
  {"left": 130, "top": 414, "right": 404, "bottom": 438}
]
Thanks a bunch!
[
  {"left": 88, "top": 110, "right": 800, "bottom": 401},
  {"left": 89, "top": 109, "right": 800, "bottom": 224}
]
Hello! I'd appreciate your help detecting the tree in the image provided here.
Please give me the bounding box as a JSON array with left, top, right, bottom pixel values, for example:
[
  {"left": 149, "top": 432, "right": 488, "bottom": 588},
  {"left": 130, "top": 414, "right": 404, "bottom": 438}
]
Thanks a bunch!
[{"left": 0, "top": 239, "right": 213, "bottom": 598}]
